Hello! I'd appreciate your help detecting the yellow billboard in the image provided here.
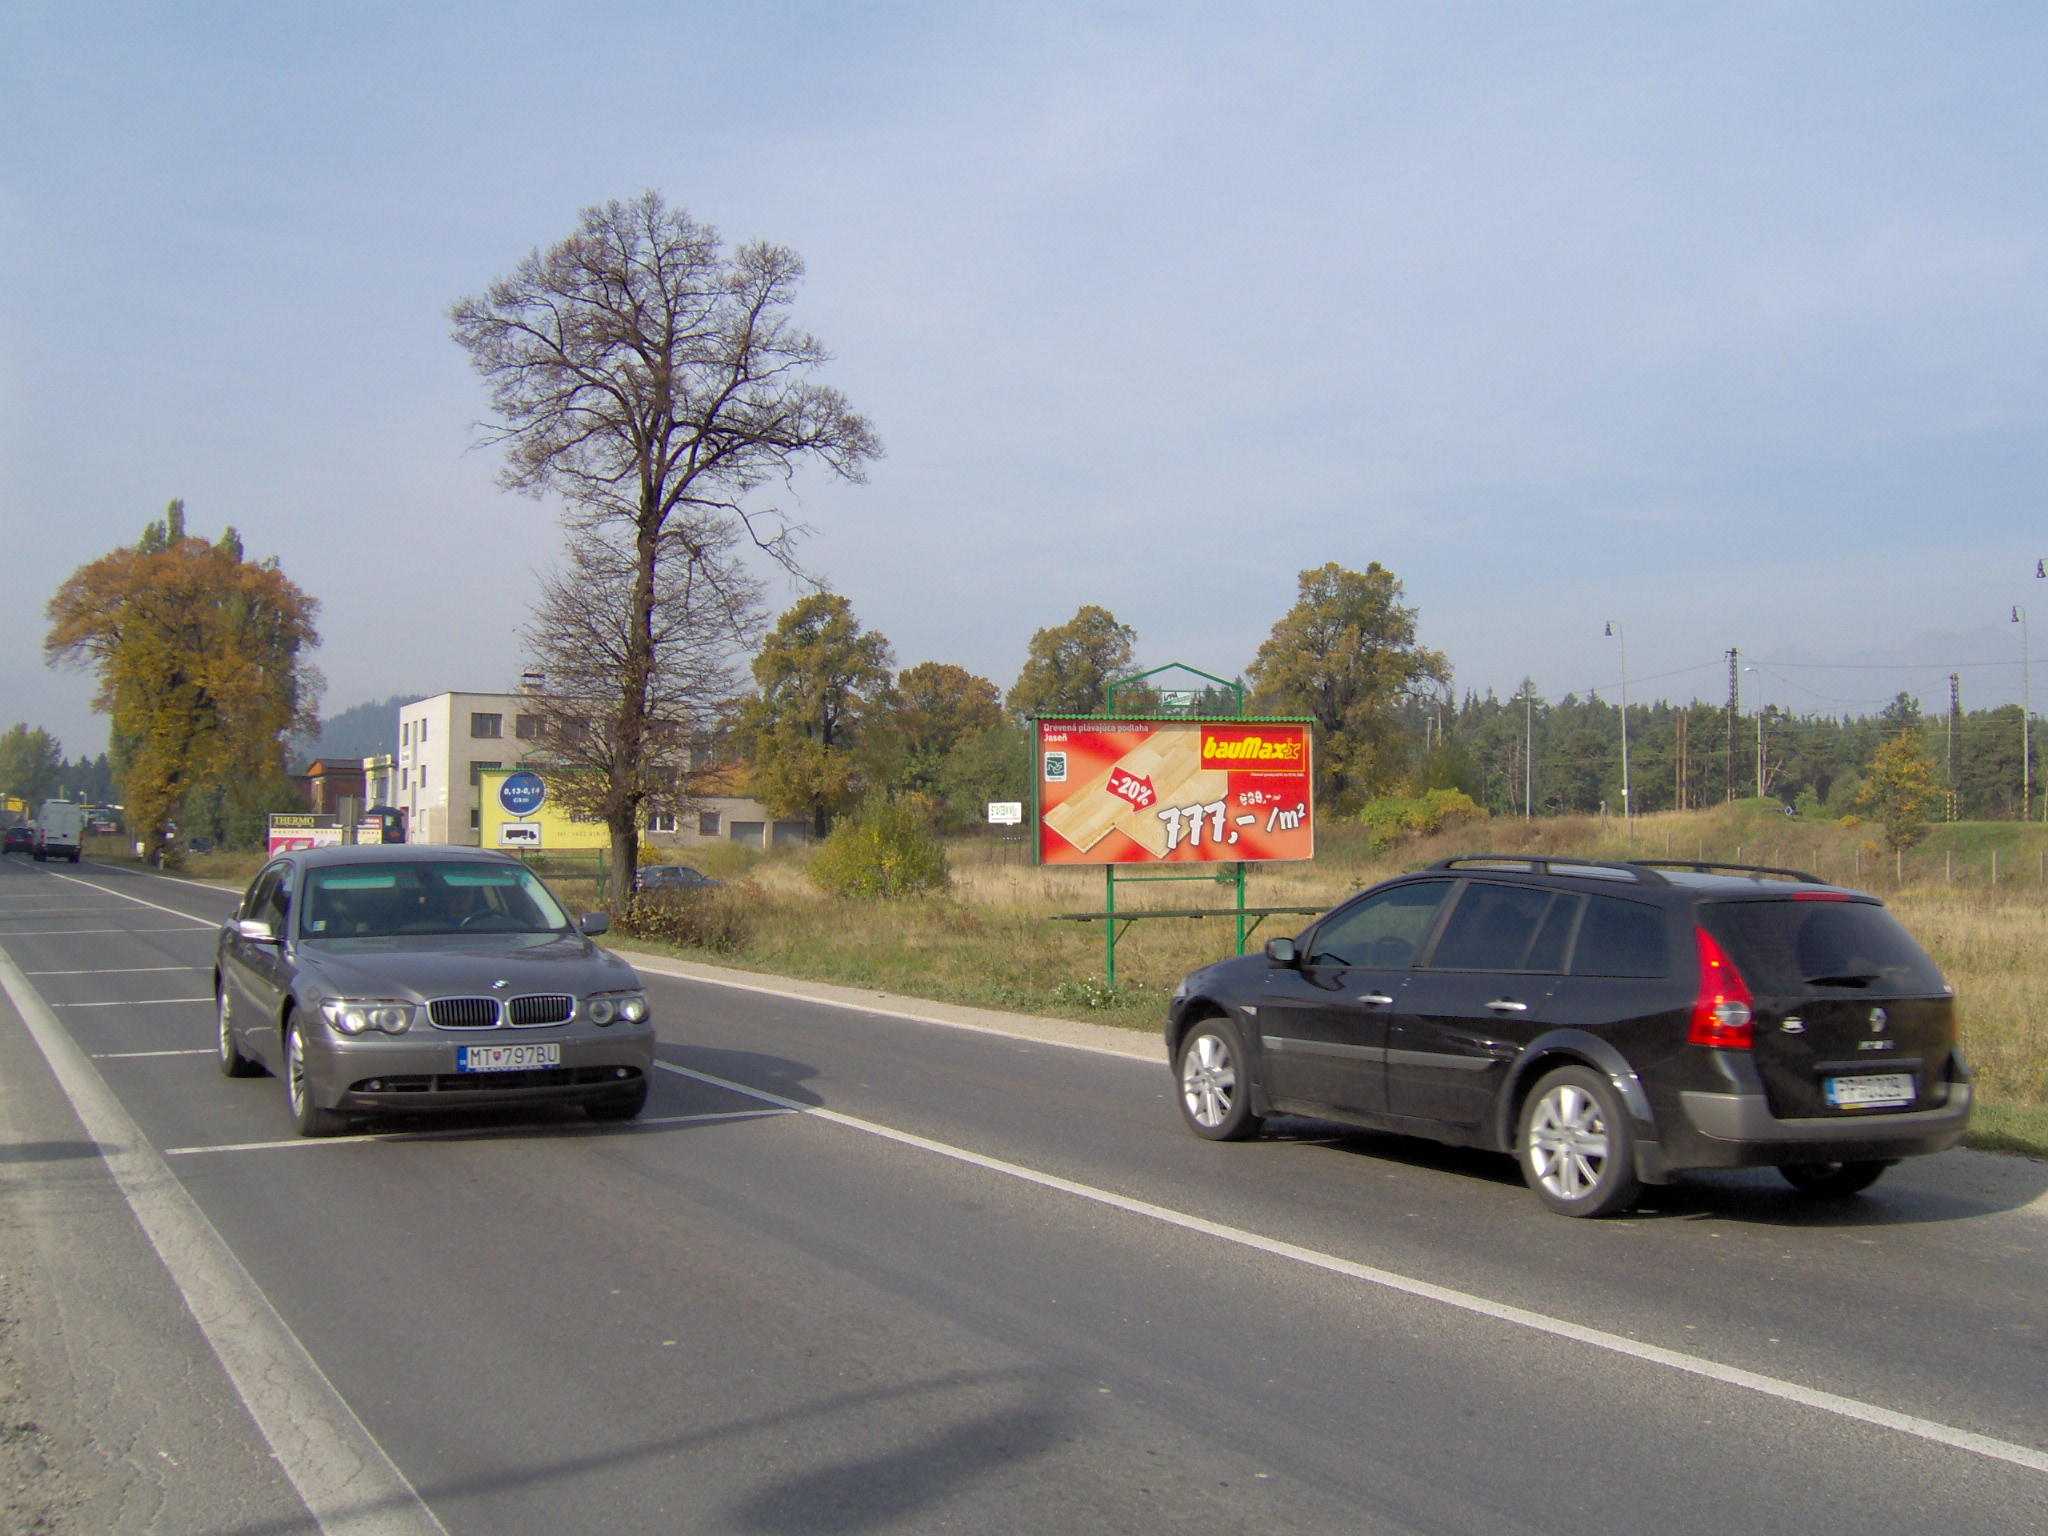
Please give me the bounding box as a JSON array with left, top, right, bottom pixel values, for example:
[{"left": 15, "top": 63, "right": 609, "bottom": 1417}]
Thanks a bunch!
[{"left": 477, "top": 769, "right": 609, "bottom": 851}]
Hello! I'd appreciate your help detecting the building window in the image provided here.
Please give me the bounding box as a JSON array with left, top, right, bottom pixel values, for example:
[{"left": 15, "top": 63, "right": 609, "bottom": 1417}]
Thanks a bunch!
[
  {"left": 469, "top": 760, "right": 503, "bottom": 787},
  {"left": 471, "top": 713, "right": 503, "bottom": 739},
  {"left": 647, "top": 812, "right": 677, "bottom": 833},
  {"left": 698, "top": 811, "right": 721, "bottom": 837},
  {"left": 470, "top": 808, "right": 480, "bottom": 830},
  {"left": 401, "top": 721, "right": 410, "bottom": 745},
  {"left": 420, "top": 719, "right": 427, "bottom": 742},
  {"left": 515, "top": 713, "right": 544, "bottom": 740},
  {"left": 420, "top": 766, "right": 427, "bottom": 789},
  {"left": 401, "top": 768, "right": 409, "bottom": 789}
]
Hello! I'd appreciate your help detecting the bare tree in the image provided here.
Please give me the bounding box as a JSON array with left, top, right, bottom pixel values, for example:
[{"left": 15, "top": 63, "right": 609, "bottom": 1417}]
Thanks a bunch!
[
  {"left": 452, "top": 192, "right": 880, "bottom": 897},
  {"left": 523, "top": 513, "right": 763, "bottom": 857}
]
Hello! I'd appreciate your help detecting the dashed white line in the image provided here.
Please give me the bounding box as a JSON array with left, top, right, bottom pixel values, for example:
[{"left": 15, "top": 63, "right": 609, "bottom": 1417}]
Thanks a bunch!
[
  {"left": 95, "top": 1049, "right": 214, "bottom": 1059},
  {"left": 27, "top": 966, "right": 207, "bottom": 976},
  {"left": 654, "top": 1059, "right": 2048, "bottom": 1479},
  {"left": 54, "top": 997, "right": 212, "bottom": 1008},
  {"left": 43, "top": 868, "right": 220, "bottom": 926}
]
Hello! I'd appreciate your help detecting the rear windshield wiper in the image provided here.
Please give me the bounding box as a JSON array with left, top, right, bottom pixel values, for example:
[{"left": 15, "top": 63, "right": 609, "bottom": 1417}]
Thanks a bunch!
[{"left": 1803, "top": 971, "right": 1880, "bottom": 988}]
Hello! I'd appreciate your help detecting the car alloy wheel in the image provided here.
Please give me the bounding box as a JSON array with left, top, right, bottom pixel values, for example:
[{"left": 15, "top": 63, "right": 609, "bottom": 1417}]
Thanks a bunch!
[
  {"left": 285, "top": 1019, "right": 347, "bottom": 1137},
  {"left": 1176, "top": 1017, "right": 1264, "bottom": 1141},
  {"left": 1517, "top": 1065, "right": 1642, "bottom": 1217},
  {"left": 216, "top": 987, "right": 261, "bottom": 1078}
]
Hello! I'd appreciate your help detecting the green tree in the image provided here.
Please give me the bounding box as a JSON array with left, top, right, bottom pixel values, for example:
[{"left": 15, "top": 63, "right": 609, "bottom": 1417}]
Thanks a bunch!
[
  {"left": 740, "top": 593, "right": 894, "bottom": 835},
  {"left": 1007, "top": 606, "right": 1140, "bottom": 719},
  {"left": 873, "top": 662, "right": 1004, "bottom": 811},
  {"left": 0, "top": 725, "right": 64, "bottom": 809},
  {"left": 1246, "top": 562, "right": 1449, "bottom": 812},
  {"left": 1852, "top": 730, "right": 1943, "bottom": 851},
  {"left": 44, "top": 501, "right": 321, "bottom": 866},
  {"left": 934, "top": 721, "right": 1031, "bottom": 830}
]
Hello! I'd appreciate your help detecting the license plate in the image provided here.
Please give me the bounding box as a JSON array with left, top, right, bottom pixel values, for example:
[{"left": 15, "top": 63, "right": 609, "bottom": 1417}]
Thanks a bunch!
[
  {"left": 456, "top": 1043, "right": 561, "bottom": 1073},
  {"left": 1824, "top": 1073, "right": 1914, "bottom": 1110}
]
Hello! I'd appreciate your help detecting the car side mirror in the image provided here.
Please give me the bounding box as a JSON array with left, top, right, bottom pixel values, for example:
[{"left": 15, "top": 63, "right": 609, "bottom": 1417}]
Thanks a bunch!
[
  {"left": 235, "top": 917, "right": 279, "bottom": 945},
  {"left": 577, "top": 913, "right": 611, "bottom": 936},
  {"left": 1264, "top": 936, "right": 1299, "bottom": 968}
]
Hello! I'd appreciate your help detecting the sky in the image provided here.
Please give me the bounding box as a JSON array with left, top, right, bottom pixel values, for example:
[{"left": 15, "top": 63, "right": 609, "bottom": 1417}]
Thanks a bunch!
[{"left": 5, "top": 3, "right": 2048, "bottom": 760}]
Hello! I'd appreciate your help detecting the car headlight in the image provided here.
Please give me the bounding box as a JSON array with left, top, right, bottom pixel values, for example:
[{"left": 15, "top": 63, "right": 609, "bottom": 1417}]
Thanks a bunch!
[
  {"left": 585, "top": 990, "right": 649, "bottom": 1026},
  {"left": 320, "top": 998, "right": 414, "bottom": 1035}
]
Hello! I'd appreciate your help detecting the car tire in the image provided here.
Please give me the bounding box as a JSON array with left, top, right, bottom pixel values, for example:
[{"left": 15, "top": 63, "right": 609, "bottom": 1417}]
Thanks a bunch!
[
  {"left": 284, "top": 1016, "right": 348, "bottom": 1137},
  {"left": 217, "top": 986, "right": 262, "bottom": 1078},
  {"left": 587, "top": 1081, "right": 649, "bottom": 1122},
  {"left": 1517, "top": 1065, "right": 1643, "bottom": 1218},
  {"left": 1779, "top": 1160, "right": 1892, "bottom": 1197},
  {"left": 1175, "top": 1016, "right": 1264, "bottom": 1141}
]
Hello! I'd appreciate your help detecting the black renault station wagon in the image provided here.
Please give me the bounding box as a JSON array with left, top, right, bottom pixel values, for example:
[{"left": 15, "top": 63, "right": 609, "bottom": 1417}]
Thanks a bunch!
[{"left": 1166, "top": 857, "right": 1972, "bottom": 1216}]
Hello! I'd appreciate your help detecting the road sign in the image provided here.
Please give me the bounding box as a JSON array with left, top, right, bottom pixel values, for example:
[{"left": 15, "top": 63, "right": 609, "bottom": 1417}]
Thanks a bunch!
[
  {"left": 498, "top": 822, "right": 543, "bottom": 847},
  {"left": 498, "top": 771, "right": 547, "bottom": 817}
]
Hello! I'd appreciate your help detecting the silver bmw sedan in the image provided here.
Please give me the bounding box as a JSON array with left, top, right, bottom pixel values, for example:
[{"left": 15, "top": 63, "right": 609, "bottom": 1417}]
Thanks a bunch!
[{"left": 214, "top": 844, "right": 656, "bottom": 1136}]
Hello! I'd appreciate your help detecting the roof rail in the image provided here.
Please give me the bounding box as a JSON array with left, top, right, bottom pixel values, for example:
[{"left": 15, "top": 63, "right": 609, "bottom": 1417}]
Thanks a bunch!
[
  {"left": 1624, "top": 859, "right": 1823, "bottom": 884},
  {"left": 1425, "top": 855, "right": 1671, "bottom": 886}
]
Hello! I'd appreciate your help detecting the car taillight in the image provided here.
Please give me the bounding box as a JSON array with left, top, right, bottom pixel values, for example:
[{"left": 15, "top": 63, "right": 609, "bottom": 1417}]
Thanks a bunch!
[{"left": 1690, "top": 926, "right": 1753, "bottom": 1049}]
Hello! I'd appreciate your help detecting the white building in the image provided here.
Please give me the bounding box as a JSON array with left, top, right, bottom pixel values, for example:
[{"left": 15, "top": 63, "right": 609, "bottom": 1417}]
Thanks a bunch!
[
  {"left": 397, "top": 691, "right": 547, "bottom": 845},
  {"left": 396, "top": 690, "right": 811, "bottom": 850}
]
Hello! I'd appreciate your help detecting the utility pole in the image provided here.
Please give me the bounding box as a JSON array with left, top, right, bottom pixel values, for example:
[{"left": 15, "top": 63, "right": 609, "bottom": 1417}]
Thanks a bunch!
[
  {"left": 1525, "top": 684, "right": 1534, "bottom": 821},
  {"left": 1725, "top": 649, "right": 1739, "bottom": 803},
  {"left": 2015, "top": 605, "right": 2031, "bottom": 821},
  {"left": 1675, "top": 708, "right": 1690, "bottom": 811},
  {"left": 1605, "top": 622, "right": 1631, "bottom": 835},
  {"left": 1948, "top": 673, "right": 1960, "bottom": 821},
  {"left": 1745, "top": 665, "right": 1767, "bottom": 798}
]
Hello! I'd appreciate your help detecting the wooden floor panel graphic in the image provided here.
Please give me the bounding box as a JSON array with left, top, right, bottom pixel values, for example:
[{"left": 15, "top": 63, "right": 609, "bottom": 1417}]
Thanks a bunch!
[{"left": 1044, "top": 734, "right": 1224, "bottom": 857}]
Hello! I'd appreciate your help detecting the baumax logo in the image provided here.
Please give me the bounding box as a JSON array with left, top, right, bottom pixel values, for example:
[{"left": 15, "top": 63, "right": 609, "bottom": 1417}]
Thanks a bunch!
[{"left": 1201, "top": 734, "right": 1304, "bottom": 763}]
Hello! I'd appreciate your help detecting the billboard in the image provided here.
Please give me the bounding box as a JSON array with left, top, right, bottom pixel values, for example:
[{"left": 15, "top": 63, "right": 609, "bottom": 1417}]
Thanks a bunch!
[
  {"left": 267, "top": 813, "right": 343, "bottom": 855},
  {"left": 1036, "top": 718, "right": 1313, "bottom": 865},
  {"left": 477, "top": 769, "right": 610, "bottom": 851}
]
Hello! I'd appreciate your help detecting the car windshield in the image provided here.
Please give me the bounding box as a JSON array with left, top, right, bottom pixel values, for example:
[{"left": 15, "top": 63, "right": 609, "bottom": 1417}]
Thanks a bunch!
[{"left": 298, "top": 862, "right": 572, "bottom": 938}]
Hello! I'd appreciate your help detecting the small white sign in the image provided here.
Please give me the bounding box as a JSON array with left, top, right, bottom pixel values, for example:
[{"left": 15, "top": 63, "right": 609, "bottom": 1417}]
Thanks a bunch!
[
  {"left": 499, "top": 822, "right": 542, "bottom": 847},
  {"left": 986, "top": 801, "right": 1024, "bottom": 825}
]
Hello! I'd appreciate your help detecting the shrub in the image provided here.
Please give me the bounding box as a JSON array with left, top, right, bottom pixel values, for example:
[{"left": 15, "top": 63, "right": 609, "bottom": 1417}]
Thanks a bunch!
[
  {"left": 809, "top": 799, "right": 950, "bottom": 898},
  {"left": 1357, "top": 788, "right": 1487, "bottom": 850},
  {"left": 612, "top": 886, "right": 750, "bottom": 954}
]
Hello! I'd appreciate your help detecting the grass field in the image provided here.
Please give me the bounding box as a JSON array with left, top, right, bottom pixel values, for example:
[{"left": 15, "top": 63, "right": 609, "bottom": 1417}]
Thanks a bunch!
[{"left": 74, "top": 805, "right": 2048, "bottom": 1158}]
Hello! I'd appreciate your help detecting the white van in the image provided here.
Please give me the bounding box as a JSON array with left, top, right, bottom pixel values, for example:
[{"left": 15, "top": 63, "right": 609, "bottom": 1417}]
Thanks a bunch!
[{"left": 34, "top": 800, "right": 83, "bottom": 863}]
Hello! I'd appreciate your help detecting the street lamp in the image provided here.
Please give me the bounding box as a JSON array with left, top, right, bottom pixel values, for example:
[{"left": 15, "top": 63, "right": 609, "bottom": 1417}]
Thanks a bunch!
[{"left": 1604, "top": 622, "right": 1631, "bottom": 835}]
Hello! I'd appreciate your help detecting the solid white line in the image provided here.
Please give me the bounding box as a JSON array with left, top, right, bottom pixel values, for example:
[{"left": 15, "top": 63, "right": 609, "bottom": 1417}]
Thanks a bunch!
[
  {"left": 163, "top": 1108, "right": 794, "bottom": 1156},
  {"left": 2, "top": 927, "right": 211, "bottom": 936},
  {"left": 0, "top": 948, "right": 449, "bottom": 1536},
  {"left": 81, "top": 860, "right": 243, "bottom": 895},
  {"left": 95, "top": 1049, "right": 214, "bottom": 1059},
  {"left": 654, "top": 1059, "right": 2048, "bottom": 1478},
  {"left": 55, "top": 996, "right": 212, "bottom": 1008},
  {"left": 26, "top": 966, "right": 207, "bottom": 976},
  {"left": 43, "top": 867, "right": 219, "bottom": 927},
  {"left": 631, "top": 960, "right": 1159, "bottom": 1063}
]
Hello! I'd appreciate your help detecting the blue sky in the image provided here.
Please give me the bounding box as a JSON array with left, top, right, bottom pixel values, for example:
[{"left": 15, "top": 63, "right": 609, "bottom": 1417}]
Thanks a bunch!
[{"left": 5, "top": 3, "right": 2047, "bottom": 758}]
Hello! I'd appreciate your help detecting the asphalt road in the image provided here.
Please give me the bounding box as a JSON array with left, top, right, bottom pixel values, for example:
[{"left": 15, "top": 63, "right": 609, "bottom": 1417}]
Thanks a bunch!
[{"left": 2, "top": 853, "right": 2045, "bottom": 1535}]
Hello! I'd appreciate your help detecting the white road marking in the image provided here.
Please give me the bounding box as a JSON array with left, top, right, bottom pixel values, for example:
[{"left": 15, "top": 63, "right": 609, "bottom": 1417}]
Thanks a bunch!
[
  {"left": 95, "top": 1049, "right": 214, "bottom": 1059},
  {"left": 26, "top": 965, "right": 207, "bottom": 975},
  {"left": 655, "top": 1059, "right": 2048, "bottom": 1479},
  {"left": 1, "top": 927, "right": 212, "bottom": 936},
  {"left": 81, "top": 860, "right": 244, "bottom": 895},
  {"left": 42, "top": 867, "right": 219, "bottom": 926},
  {"left": 54, "top": 997, "right": 212, "bottom": 1008},
  {"left": 633, "top": 960, "right": 1160, "bottom": 1063},
  {"left": 0, "top": 948, "right": 449, "bottom": 1536},
  {"left": 164, "top": 1108, "right": 793, "bottom": 1156}
]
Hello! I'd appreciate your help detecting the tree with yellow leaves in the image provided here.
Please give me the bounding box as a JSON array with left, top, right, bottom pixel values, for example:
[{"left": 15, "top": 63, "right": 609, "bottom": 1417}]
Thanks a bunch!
[
  {"left": 44, "top": 501, "right": 321, "bottom": 865},
  {"left": 1851, "top": 727, "right": 1943, "bottom": 852}
]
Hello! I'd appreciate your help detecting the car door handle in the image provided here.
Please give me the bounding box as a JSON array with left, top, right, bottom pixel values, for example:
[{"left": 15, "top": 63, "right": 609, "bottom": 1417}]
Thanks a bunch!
[
  {"left": 1486, "top": 998, "right": 1529, "bottom": 1013},
  {"left": 1358, "top": 992, "right": 1395, "bottom": 1007}
]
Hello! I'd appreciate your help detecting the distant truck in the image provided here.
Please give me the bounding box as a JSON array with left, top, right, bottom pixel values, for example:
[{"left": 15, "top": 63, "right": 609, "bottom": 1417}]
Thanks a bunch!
[{"left": 34, "top": 800, "right": 83, "bottom": 863}]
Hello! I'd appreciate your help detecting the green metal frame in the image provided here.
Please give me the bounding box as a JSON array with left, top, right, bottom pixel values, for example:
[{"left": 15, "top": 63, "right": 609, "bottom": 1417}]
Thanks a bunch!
[{"left": 1032, "top": 663, "right": 1316, "bottom": 988}]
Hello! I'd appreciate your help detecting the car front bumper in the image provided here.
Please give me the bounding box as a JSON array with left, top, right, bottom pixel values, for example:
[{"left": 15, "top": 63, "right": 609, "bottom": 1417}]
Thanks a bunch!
[{"left": 305, "top": 1026, "right": 657, "bottom": 1113}]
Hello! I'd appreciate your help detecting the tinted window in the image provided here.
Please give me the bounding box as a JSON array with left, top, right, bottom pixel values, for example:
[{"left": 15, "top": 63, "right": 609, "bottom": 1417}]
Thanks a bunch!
[
  {"left": 241, "top": 866, "right": 283, "bottom": 922},
  {"left": 1309, "top": 881, "right": 1450, "bottom": 968},
  {"left": 299, "top": 862, "right": 571, "bottom": 938},
  {"left": 1524, "top": 894, "right": 1582, "bottom": 972},
  {"left": 1429, "top": 882, "right": 1553, "bottom": 970},
  {"left": 1572, "top": 895, "right": 1671, "bottom": 977},
  {"left": 1702, "top": 900, "right": 1945, "bottom": 995}
]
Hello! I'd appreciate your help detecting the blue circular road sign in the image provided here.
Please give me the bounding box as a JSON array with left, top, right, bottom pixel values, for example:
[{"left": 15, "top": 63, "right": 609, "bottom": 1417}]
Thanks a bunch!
[{"left": 498, "top": 771, "right": 547, "bottom": 817}]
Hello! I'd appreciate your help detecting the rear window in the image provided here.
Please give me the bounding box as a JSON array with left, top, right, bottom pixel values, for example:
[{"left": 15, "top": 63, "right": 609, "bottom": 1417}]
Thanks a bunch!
[
  {"left": 1699, "top": 900, "right": 1946, "bottom": 996},
  {"left": 1571, "top": 895, "right": 1672, "bottom": 978}
]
